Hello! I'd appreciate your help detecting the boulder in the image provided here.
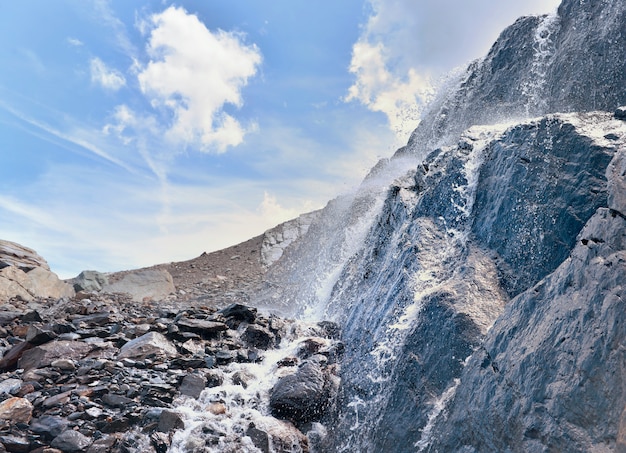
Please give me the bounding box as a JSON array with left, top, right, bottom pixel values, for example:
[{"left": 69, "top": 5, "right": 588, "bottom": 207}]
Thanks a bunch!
[
  {"left": 218, "top": 303, "right": 257, "bottom": 323},
  {"left": 118, "top": 332, "right": 177, "bottom": 360},
  {"left": 102, "top": 269, "right": 175, "bottom": 302},
  {"left": 269, "top": 360, "right": 335, "bottom": 425},
  {"left": 241, "top": 324, "right": 275, "bottom": 350},
  {"left": 157, "top": 410, "right": 184, "bottom": 433},
  {"left": 68, "top": 270, "right": 109, "bottom": 292},
  {"left": 0, "top": 397, "right": 33, "bottom": 423},
  {"left": 615, "top": 106, "right": 626, "bottom": 121}
]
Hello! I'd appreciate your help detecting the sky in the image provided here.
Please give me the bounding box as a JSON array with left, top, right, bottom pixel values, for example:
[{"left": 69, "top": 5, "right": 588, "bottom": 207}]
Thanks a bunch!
[{"left": 0, "top": 0, "right": 560, "bottom": 278}]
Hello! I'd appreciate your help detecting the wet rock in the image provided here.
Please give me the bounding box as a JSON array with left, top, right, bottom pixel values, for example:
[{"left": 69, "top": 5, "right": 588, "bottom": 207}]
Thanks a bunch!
[
  {"left": 150, "top": 432, "right": 170, "bottom": 453},
  {"left": 102, "top": 393, "right": 135, "bottom": 408},
  {"left": 50, "top": 430, "right": 92, "bottom": 452},
  {"left": 85, "top": 435, "right": 118, "bottom": 453},
  {"left": 0, "top": 397, "right": 32, "bottom": 423},
  {"left": 117, "top": 332, "right": 177, "bottom": 360},
  {"left": 615, "top": 106, "right": 626, "bottom": 121},
  {"left": 157, "top": 409, "right": 184, "bottom": 433},
  {"left": 246, "top": 423, "right": 270, "bottom": 453},
  {"left": 270, "top": 360, "right": 335, "bottom": 425},
  {"left": 241, "top": 324, "right": 275, "bottom": 350},
  {"left": 607, "top": 148, "right": 626, "bottom": 216},
  {"left": 232, "top": 370, "right": 255, "bottom": 388},
  {"left": 179, "top": 373, "right": 206, "bottom": 399},
  {"left": 0, "top": 435, "right": 30, "bottom": 453},
  {"left": 18, "top": 340, "right": 92, "bottom": 371},
  {"left": 207, "top": 403, "right": 226, "bottom": 415}
]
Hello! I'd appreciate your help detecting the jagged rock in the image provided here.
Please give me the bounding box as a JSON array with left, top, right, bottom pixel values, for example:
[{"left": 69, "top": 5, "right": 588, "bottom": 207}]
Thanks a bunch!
[
  {"left": 242, "top": 324, "right": 275, "bottom": 350},
  {"left": 118, "top": 331, "right": 177, "bottom": 360},
  {"left": 150, "top": 432, "right": 170, "bottom": 453},
  {"left": 30, "top": 415, "right": 69, "bottom": 439},
  {"left": 50, "top": 430, "right": 92, "bottom": 452},
  {"left": 68, "top": 270, "right": 109, "bottom": 292},
  {"left": 25, "top": 325, "right": 57, "bottom": 345},
  {"left": 218, "top": 303, "right": 257, "bottom": 323},
  {"left": 0, "top": 379, "right": 21, "bottom": 396},
  {"left": 102, "top": 269, "right": 175, "bottom": 302},
  {"left": 0, "top": 435, "right": 29, "bottom": 453},
  {"left": 157, "top": 410, "right": 184, "bottom": 433},
  {"left": 179, "top": 373, "right": 206, "bottom": 399},
  {"left": 0, "top": 240, "right": 49, "bottom": 271},
  {"left": 0, "top": 342, "right": 34, "bottom": 371},
  {"left": 18, "top": 340, "right": 92, "bottom": 371},
  {"left": 0, "top": 397, "right": 32, "bottom": 423}
]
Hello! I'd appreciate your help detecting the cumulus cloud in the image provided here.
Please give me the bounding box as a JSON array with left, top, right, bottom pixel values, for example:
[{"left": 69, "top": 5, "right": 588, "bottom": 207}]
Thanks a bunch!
[
  {"left": 346, "top": 0, "right": 561, "bottom": 141},
  {"left": 90, "top": 57, "right": 126, "bottom": 91},
  {"left": 136, "top": 6, "right": 262, "bottom": 153}
]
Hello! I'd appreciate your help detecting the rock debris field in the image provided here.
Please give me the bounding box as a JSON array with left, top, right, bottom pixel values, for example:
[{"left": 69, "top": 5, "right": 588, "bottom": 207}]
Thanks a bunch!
[{"left": 0, "top": 235, "right": 341, "bottom": 453}]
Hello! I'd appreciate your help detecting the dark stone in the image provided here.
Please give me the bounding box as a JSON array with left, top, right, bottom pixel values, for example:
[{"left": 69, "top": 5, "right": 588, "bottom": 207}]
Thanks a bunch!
[
  {"left": 205, "top": 370, "right": 223, "bottom": 387},
  {"left": 157, "top": 410, "right": 184, "bottom": 433},
  {"left": 615, "top": 106, "right": 626, "bottom": 121},
  {"left": 102, "top": 393, "right": 135, "bottom": 408},
  {"left": 30, "top": 415, "right": 69, "bottom": 439},
  {"left": 218, "top": 303, "right": 257, "bottom": 323},
  {"left": 316, "top": 321, "right": 341, "bottom": 339},
  {"left": 241, "top": 324, "right": 275, "bottom": 350},
  {"left": 19, "top": 311, "right": 42, "bottom": 323},
  {"left": 0, "top": 342, "right": 33, "bottom": 371},
  {"left": 269, "top": 360, "right": 333, "bottom": 425},
  {"left": 175, "top": 318, "right": 228, "bottom": 336},
  {"left": 246, "top": 424, "right": 270, "bottom": 453},
  {"left": 150, "top": 432, "right": 170, "bottom": 453},
  {"left": 25, "top": 326, "right": 57, "bottom": 345},
  {"left": 51, "top": 430, "right": 92, "bottom": 452},
  {"left": 86, "top": 435, "right": 118, "bottom": 453},
  {"left": 18, "top": 340, "right": 92, "bottom": 371},
  {"left": 0, "top": 435, "right": 29, "bottom": 453},
  {"left": 179, "top": 373, "right": 206, "bottom": 399},
  {"left": 215, "top": 350, "right": 235, "bottom": 365}
]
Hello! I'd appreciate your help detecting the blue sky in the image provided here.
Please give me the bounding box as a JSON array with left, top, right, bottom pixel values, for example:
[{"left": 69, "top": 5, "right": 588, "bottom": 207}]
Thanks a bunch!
[{"left": 0, "top": 0, "right": 559, "bottom": 278}]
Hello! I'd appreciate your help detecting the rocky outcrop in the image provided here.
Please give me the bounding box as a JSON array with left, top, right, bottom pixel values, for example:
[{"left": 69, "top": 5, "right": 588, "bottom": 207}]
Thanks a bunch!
[
  {"left": 0, "top": 242, "right": 75, "bottom": 302},
  {"left": 0, "top": 240, "right": 49, "bottom": 272},
  {"left": 261, "top": 210, "right": 320, "bottom": 266}
]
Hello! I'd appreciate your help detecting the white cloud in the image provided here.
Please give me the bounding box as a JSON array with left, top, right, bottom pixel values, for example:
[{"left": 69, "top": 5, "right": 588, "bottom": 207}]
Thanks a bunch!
[
  {"left": 67, "top": 37, "right": 83, "bottom": 47},
  {"left": 90, "top": 57, "right": 126, "bottom": 91},
  {"left": 136, "top": 6, "right": 262, "bottom": 153},
  {"left": 346, "top": 0, "right": 562, "bottom": 142}
]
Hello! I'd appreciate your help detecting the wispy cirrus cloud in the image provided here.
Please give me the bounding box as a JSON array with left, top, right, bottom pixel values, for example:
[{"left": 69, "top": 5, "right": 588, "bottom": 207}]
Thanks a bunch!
[{"left": 90, "top": 57, "right": 126, "bottom": 91}]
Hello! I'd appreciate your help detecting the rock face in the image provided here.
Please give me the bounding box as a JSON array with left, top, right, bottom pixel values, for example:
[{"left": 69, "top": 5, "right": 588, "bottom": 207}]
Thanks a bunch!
[
  {"left": 0, "top": 240, "right": 49, "bottom": 272},
  {"left": 426, "top": 208, "right": 626, "bottom": 452},
  {"left": 261, "top": 210, "right": 320, "bottom": 266}
]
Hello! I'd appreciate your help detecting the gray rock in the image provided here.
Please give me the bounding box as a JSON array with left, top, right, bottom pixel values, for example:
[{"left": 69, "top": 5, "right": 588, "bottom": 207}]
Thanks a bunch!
[
  {"left": 427, "top": 208, "right": 626, "bottom": 452},
  {"left": 51, "top": 430, "right": 92, "bottom": 452},
  {"left": 241, "top": 324, "right": 275, "bottom": 350},
  {"left": 118, "top": 331, "right": 177, "bottom": 360},
  {"left": 607, "top": 147, "right": 626, "bottom": 216},
  {"left": 0, "top": 435, "right": 29, "bottom": 453},
  {"left": 0, "top": 265, "right": 74, "bottom": 302},
  {"left": 30, "top": 415, "right": 69, "bottom": 439},
  {"left": 18, "top": 340, "right": 92, "bottom": 371},
  {"left": 179, "top": 373, "right": 206, "bottom": 399},
  {"left": 68, "top": 270, "right": 109, "bottom": 292},
  {"left": 0, "top": 379, "right": 22, "bottom": 396},
  {"left": 175, "top": 318, "right": 228, "bottom": 336},
  {"left": 102, "top": 269, "right": 175, "bottom": 302},
  {"left": 615, "top": 106, "right": 626, "bottom": 121},
  {"left": 261, "top": 210, "right": 320, "bottom": 266},
  {"left": 25, "top": 325, "right": 57, "bottom": 345},
  {"left": 157, "top": 409, "right": 184, "bottom": 433}
]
